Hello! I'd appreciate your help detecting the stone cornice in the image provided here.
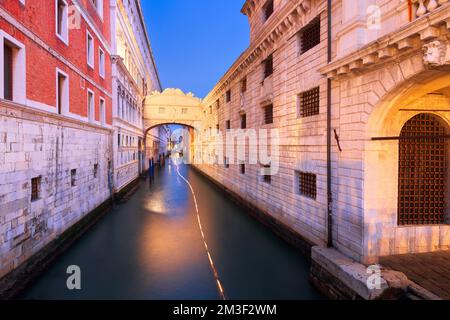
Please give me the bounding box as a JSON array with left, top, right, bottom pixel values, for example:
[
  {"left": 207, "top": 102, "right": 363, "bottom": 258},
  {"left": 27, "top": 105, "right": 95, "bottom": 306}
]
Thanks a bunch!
[
  {"left": 205, "top": 0, "right": 312, "bottom": 104},
  {"left": 320, "top": 3, "right": 450, "bottom": 79}
]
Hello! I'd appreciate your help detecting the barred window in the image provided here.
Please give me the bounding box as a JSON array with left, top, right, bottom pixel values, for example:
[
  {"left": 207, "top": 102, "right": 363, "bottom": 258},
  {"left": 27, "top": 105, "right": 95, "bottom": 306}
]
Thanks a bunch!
[
  {"left": 31, "top": 177, "right": 41, "bottom": 202},
  {"left": 264, "top": 104, "right": 273, "bottom": 125},
  {"left": 263, "top": 0, "right": 274, "bottom": 21},
  {"left": 297, "top": 171, "right": 317, "bottom": 199},
  {"left": 298, "top": 87, "right": 320, "bottom": 117},
  {"left": 263, "top": 54, "right": 273, "bottom": 79},
  {"left": 240, "top": 163, "right": 246, "bottom": 175},
  {"left": 226, "top": 90, "right": 231, "bottom": 103},
  {"left": 298, "top": 17, "right": 321, "bottom": 55},
  {"left": 241, "top": 77, "right": 247, "bottom": 93}
]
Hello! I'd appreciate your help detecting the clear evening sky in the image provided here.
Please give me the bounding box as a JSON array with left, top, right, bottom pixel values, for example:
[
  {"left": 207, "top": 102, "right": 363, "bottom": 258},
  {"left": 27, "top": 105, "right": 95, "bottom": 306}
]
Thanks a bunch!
[{"left": 142, "top": 0, "right": 250, "bottom": 98}]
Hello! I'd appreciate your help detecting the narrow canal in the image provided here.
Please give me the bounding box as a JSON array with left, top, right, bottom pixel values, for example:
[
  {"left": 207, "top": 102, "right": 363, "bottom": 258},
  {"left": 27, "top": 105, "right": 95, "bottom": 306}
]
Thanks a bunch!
[{"left": 21, "top": 161, "right": 322, "bottom": 300}]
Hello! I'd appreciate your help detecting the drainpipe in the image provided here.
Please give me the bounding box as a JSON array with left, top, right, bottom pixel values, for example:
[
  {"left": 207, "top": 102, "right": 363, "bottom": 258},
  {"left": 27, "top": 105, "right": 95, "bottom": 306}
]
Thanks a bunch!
[{"left": 327, "top": 0, "right": 333, "bottom": 248}]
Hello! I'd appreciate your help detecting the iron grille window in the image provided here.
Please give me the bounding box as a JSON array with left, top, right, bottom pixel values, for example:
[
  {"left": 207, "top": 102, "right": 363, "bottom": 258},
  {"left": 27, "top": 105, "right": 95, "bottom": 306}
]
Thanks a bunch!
[
  {"left": 226, "top": 90, "right": 231, "bottom": 103},
  {"left": 264, "top": 104, "right": 273, "bottom": 125},
  {"left": 262, "top": 165, "right": 272, "bottom": 184},
  {"left": 226, "top": 120, "right": 231, "bottom": 130},
  {"left": 263, "top": 54, "right": 273, "bottom": 79},
  {"left": 31, "top": 177, "right": 41, "bottom": 202},
  {"left": 241, "top": 114, "right": 247, "bottom": 129},
  {"left": 298, "top": 172, "right": 317, "bottom": 199},
  {"left": 298, "top": 17, "right": 321, "bottom": 55},
  {"left": 263, "top": 0, "right": 274, "bottom": 21},
  {"left": 299, "top": 87, "right": 320, "bottom": 117},
  {"left": 398, "top": 113, "right": 448, "bottom": 226},
  {"left": 240, "top": 163, "right": 246, "bottom": 175},
  {"left": 71, "top": 169, "right": 77, "bottom": 187},
  {"left": 241, "top": 77, "right": 247, "bottom": 93}
]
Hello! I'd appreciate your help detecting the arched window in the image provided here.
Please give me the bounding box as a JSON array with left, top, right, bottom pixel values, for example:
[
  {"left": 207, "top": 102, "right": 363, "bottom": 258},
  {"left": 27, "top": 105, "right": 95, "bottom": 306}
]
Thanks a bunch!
[{"left": 398, "top": 113, "right": 449, "bottom": 225}]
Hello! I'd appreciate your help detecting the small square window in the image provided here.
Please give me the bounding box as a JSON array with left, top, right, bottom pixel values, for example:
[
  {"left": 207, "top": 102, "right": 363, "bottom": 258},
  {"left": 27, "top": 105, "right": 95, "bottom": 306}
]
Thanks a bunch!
[
  {"left": 298, "top": 17, "right": 321, "bottom": 55},
  {"left": 298, "top": 87, "right": 320, "bottom": 118},
  {"left": 71, "top": 169, "right": 77, "bottom": 187},
  {"left": 31, "top": 177, "right": 41, "bottom": 202},
  {"left": 297, "top": 171, "right": 317, "bottom": 199}
]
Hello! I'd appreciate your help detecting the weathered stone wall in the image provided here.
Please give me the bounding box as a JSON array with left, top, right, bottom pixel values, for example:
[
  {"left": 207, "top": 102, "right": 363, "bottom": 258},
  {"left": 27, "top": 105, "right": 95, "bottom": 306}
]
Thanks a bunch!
[{"left": 0, "top": 102, "right": 112, "bottom": 280}]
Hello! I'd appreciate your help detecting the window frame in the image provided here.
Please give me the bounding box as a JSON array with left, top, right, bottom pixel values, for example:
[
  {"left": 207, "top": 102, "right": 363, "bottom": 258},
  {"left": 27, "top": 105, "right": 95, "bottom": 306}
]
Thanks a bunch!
[
  {"left": 56, "top": 68, "right": 69, "bottom": 115},
  {"left": 55, "top": 0, "right": 69, "bottom": 45},
  {"left": 86, "top": 31, "right": 95, "bottom": 69}
]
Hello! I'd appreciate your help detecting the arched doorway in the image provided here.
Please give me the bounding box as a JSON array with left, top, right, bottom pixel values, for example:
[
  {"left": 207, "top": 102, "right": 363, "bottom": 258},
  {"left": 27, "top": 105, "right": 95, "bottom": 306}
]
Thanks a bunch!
[{"left": 398, "top": 113, "right": 449, "bottom": 226}]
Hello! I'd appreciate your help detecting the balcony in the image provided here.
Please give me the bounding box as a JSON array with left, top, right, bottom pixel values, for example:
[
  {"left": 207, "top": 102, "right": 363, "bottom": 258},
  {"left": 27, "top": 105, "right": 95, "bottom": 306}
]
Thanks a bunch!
[{"left": 414, "top": 0, "right": 450, "bottom": 18}]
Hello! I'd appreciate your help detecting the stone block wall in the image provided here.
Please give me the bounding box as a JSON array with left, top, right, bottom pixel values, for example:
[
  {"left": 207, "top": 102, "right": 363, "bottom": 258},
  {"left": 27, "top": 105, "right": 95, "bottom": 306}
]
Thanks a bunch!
[{"left": 0, "top": 102, "right": 112, "bottom": 280}]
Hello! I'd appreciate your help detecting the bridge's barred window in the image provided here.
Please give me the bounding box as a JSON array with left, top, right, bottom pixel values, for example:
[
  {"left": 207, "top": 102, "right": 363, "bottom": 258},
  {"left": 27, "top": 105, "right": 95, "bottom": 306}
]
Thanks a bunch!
[
  {"left": 297, "top": 171, "right": 317, "bottom": 200},
  {"left": 263, "top": 54, "right": 273, "bottom": 79},
  {"left": 263, "top": 0, "right": 274, "bottom": 22},
  {"left": 298, "top": 17, "right": 321, "bottom": 55},
  {"left": 298, "top": 87, "right": 320, "bottom": 118},
  {"left": 264, "top": 104, "right": 273, "bottom": 124},
  {"left": 226, "top": 89, "right": 231, "bottom": 103},
  {"left": 31, "top": 176, "right": 41, "bottom": 202}
]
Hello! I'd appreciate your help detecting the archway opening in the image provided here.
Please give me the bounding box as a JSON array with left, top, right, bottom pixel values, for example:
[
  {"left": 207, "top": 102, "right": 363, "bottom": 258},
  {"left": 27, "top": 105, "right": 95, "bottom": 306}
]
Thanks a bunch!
[{"left": 398, "top": 113, "right": 449, "bottom": 226}]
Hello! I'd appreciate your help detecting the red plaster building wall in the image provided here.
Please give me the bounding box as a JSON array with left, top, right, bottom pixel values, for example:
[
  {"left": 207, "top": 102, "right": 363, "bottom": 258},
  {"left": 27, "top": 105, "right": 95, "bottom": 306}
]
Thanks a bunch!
[{"left": 0, "top": 0, "right": 112, "bottom": 124}]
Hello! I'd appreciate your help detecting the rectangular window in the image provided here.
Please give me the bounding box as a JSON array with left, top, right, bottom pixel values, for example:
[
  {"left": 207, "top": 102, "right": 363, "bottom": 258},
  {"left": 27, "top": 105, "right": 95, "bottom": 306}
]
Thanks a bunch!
[
  {"left": 224, "top": 157, "right": 229, "bottom": 169},
  {"left": 263, "top": 54, "right": 273, "bottom": 79},
  {"left": 263, "top": 0, "right": 274, "bottom": 21},
  {"left": 298, "top": 87, "right": 320, "bottom": 118},
  {"left": 94, "top": 164, "right": 98, "bottom": 178},
  {"left": 71, "top": 169, "right": 77, "bottom": 187},
  {"left": 118, "top": 134, "right": 121, "bottom": 147},
  {"left": 3, "top": 43, "right": 13, "bottom": 101},
  {"left": 99, "top": 98, "right": 105, "bottom": 125},
  {"left": 99, "top": 48, "right": 105, "bottom": 78},
  {"left": 262, "top": 165, "right": 271, "bottom": 184},
  {"left": 240, "top": 163, "right": 246, "bottom": 175},
  {"left": 226, "top": 90, "right": 231, "bottom": 103},
  {"left": 216, "top": 99, "right": 220, "bottom": 109},
  {"left": 87, "top": 90, "right": 94, "bottom": 122},
  {"left": 57, "top": 70, "right": 68, "bottom": 115},
  {"left": 264, "top": 104, "right": 273, "bottom": 125},
  {"left": 56, "top": 0, "right": 68, "bottom": 44},
  {"left": 297, "top": 171, "right": 317, "bottom": 199},
  {"left": 209, "top": 106, "right": 212, "bottom": 114},
  {"left": 241, "top": 114, "right": 247, "bottom": 129},
  {"left": 298, "top": 17, "right": 321, "bottom": 55},
  {"left": 226, "top": 120, "right": 231, "bottom": 130},
  {"left": 241, "top": 77, "right": 247, "bottom": 93},
  {"left": 90, "top": 0, "right": 103, "bottom": 18},
  {"left": 31, "top": 177, "right": 41, "bottom": 202},
  {"left": 87, "top": 32, "right": 94, "bottom": 68}
]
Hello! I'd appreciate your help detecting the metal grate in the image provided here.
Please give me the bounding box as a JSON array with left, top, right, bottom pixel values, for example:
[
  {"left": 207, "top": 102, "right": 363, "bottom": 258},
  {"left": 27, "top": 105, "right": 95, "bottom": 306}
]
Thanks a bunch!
[
  {"left": 299, "top": 87, "right": 320, "bottom": 117},
  {"left": 298, "top": 172, "right": 317, "bottom": 199},
  {"left": 398, "top": 113, "right": 448, "bottom": 225},
  {"left": 299, "top": 17, "right": 321, "bottom": 55},
  {"left": 31, "top": 177, "right": 41, "bottom": 202},
  {"left": 264, "top": 104, "right": 273, "bottom": 124}
]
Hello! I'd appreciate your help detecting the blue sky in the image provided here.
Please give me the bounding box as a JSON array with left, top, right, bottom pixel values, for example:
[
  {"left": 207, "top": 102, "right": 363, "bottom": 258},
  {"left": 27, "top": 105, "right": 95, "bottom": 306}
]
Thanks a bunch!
[{"left": 142, "top": 0, "right": 250, "bottom": 98}]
